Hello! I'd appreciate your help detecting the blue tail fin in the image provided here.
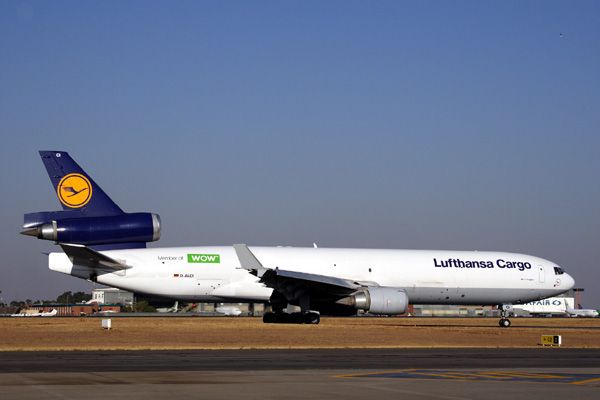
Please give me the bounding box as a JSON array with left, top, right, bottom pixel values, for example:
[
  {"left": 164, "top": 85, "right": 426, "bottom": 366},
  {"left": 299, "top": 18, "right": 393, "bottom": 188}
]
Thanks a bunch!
[
  {"left": 22, "top": 151, "right": 161, "bottom": 249},
  {"left": 40, "top": 151, "right": 123, "bottom": 216}
]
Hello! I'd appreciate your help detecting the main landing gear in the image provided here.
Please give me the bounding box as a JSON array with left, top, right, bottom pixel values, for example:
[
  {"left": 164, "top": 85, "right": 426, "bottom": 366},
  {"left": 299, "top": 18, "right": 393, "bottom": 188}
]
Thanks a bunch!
[{"left": 262, "top": 311, "right": 321, "bottom": 324}]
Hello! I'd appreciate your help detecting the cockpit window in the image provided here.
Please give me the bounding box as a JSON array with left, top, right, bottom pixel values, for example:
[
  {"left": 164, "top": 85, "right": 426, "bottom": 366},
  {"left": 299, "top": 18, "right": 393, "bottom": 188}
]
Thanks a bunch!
[{"left": 554, "top": 267, "right": 565, "bottom": 275}]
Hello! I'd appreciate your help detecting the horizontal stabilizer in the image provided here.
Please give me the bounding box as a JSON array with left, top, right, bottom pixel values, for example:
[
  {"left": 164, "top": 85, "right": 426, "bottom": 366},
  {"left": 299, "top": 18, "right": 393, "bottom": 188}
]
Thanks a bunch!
[{"left": 60, "top": 244, "right": 127, "bottom": 271}]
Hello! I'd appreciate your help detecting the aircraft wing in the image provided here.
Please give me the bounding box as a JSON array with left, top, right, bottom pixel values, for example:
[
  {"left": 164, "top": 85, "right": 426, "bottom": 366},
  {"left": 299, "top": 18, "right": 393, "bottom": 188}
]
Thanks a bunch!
[
  {"left": 234, "top": 244, "right": 366, "bottom": 299},
  {"left": 60, "top": 244, "right": 127, "bottom": 271}
]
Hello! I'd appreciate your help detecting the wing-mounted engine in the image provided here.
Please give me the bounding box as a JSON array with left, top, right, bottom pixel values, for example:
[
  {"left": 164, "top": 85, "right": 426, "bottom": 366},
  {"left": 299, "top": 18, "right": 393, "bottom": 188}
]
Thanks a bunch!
[{"left": 338, "top": 287, "right": 409, "bottom": 315}]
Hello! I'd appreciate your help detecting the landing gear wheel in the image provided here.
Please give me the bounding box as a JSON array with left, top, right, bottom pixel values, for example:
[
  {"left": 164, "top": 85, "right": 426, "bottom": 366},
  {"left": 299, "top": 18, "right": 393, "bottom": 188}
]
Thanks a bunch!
[
  {"left": 291, "top": 312, "right": 304, "bottom": 324},
  {"left": 263, "top": 312, "right": 277, "bottom": 323},
  {"left": 499, "top": 318, "right": 511, "bottom": 328},
  {"left": 303, "top": 312, "right": 320, "bottom": 325}
]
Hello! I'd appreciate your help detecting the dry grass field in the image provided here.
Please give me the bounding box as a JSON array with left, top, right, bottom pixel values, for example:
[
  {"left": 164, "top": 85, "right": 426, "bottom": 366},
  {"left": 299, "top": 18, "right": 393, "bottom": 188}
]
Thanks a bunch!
[{"left": 1, "top": 317, "right": 598, "bottom": 351}]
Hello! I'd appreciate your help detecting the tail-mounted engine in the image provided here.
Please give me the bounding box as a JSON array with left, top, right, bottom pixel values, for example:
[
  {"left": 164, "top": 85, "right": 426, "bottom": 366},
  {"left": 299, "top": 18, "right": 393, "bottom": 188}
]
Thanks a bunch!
[{"left": 21, "top": 212, "right": 161, "bottom": 246}]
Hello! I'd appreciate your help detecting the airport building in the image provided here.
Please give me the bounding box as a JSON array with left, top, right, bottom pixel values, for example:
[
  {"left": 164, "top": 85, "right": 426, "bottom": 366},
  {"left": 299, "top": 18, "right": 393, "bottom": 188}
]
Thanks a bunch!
[
  {"left": 88, "top": 287, "right": 583, "bottom": 317},
  {"left": 91, "top": 288, "right": 134, "bottom": 306}
]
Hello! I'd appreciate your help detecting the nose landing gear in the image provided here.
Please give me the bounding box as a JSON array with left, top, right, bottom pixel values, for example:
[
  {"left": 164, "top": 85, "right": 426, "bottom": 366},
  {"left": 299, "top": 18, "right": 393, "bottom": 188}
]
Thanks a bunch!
[{"left": 499, "top": 304, "right": 513, "bottom": 328}]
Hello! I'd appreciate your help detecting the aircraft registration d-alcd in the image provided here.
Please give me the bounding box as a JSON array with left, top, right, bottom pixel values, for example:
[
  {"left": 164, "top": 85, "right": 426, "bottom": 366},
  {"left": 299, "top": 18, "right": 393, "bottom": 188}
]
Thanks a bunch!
[{"left": 22, "top": 151, "right": 575, "bottom": 327}]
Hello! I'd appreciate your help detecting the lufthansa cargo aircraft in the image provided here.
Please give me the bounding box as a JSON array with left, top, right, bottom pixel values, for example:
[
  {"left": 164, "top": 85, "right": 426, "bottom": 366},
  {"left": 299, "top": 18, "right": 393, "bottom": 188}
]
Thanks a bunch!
[{"left": 22, "top": 151, "right": 575, "bottom": 326}]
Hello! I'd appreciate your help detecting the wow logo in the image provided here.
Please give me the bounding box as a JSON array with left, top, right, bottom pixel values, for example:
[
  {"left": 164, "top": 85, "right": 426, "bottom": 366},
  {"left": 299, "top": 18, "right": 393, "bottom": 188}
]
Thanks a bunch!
[
  {"left": 57, "top": 173, "right": 92, "bottom": 208},
  {"left": 187, "top": 254, "right": 220, "bottom": 263}
]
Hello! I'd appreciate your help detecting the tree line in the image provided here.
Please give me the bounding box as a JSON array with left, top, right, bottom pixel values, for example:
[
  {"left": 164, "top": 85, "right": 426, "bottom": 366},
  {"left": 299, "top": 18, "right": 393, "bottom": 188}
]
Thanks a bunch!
[
  {"left": 1, "top": 291, "right": 91, "bottom": 308},
  {"left": 1, "top": 291, "right": 155, "bottom": 312}
]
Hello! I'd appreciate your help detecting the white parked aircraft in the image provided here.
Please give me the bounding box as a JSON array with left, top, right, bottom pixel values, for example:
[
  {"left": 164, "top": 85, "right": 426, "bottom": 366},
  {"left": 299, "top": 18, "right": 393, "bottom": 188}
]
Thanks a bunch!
[
  {"left": 565, "top": 300, "right": 599, "bottom": 317},
  {"left": 215, "top": 305, "right": 243, "bottom": 316},
  {"left": 12, "top": 309, "right": 57, "bottom": 317},
  {"left": 23, "top": 152, "right": 576, "bottom": 327},
  {"left": 156, "top": 301, "right": 179, "bottom": 313}
]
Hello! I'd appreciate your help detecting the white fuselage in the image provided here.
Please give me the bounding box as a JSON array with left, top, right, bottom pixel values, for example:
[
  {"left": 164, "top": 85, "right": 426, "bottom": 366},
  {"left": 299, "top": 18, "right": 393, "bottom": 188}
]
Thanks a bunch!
[{"left": 49, "top": 245, "right": 574, "bottom": 306}]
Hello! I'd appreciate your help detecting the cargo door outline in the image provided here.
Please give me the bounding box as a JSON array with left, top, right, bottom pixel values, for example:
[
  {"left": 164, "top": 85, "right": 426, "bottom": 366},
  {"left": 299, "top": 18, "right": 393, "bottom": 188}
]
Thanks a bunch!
[{"left": 538, "top": 265, "right": 545, "bottom": 283}]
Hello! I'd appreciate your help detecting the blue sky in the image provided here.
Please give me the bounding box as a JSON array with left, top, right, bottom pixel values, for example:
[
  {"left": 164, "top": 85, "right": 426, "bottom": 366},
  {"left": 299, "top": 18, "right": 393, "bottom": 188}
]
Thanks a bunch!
[{"left": 1, "top": 1, "right": 599, "bottom": 307}]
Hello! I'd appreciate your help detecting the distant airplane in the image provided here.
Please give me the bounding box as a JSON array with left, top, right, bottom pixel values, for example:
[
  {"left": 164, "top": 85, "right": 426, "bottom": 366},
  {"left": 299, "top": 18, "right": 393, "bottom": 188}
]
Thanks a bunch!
[
  {"left": 565, "top": 300, "right": 599, "bottom": 317},
  {"left": 22, "top": 151, "right": 576, "bottom": 327},
  {"left": 215, "top": 305, "right": 243, "bottom": 316},
  {"left": 12, "top": 309, "right": 57, "bottom": 317},
  {"left": 156, "top": 301, "right": 179, "bottom": 313}
]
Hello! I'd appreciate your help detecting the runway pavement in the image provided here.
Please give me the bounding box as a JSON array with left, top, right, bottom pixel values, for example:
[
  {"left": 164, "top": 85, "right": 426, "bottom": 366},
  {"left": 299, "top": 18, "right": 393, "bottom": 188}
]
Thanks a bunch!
[{"left": 1, "top": 348, "right": 599, "bottom": 399}]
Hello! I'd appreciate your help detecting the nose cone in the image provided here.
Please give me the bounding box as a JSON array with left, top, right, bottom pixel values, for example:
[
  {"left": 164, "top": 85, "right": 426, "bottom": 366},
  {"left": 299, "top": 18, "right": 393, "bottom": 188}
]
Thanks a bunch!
[{"left": 559, "top": 272, "right": 575, "bottom": 291}]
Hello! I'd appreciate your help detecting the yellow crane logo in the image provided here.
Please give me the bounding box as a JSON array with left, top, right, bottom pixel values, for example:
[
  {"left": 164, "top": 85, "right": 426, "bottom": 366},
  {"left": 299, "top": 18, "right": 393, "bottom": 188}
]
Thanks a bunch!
[{"left": 57, "top": 173, "right": 92, "bottom": 208}]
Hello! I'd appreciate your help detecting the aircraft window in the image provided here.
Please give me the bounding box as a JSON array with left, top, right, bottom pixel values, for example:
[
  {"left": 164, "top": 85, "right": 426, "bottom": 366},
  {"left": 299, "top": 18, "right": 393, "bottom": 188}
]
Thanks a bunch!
[{"left": 554, "top": 267, "right": 565, "bottom": 275}]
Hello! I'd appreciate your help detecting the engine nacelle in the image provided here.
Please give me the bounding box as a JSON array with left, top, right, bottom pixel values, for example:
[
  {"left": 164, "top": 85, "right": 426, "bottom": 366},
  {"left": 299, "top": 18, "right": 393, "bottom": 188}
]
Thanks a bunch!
[
  {"left": 339, "top": 287, "right": 409, "bottom": 315},
  {"left": 22, "top": 213, "right": 161, "bottom": 246}
]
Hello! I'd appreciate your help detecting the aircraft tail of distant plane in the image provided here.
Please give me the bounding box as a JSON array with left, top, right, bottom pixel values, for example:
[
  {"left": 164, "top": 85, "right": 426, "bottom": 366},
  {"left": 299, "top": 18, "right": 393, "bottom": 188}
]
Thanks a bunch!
[
  {"left": 21, "top": 151, "right": 161, "bottom": 249},
  {"left": 565, "top": 300, "right": 576, "bottom": 313}
]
